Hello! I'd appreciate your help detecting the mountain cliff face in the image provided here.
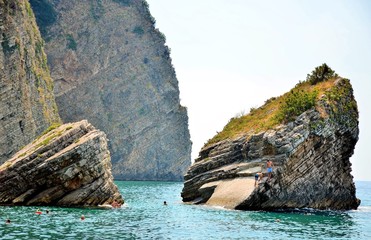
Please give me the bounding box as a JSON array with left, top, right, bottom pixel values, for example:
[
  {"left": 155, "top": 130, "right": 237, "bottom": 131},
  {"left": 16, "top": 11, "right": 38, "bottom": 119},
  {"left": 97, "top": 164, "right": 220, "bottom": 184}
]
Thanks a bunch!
[
  {"left": 182, "top": 68, "right": 360, "bottom": 210},
  {"left": 0, "top": 120, "right": 123, "bottom": 207},
  {"left": 0, "top": 0, "right": 60, "bottom": 164},
  {"left": 30, "top": 0, "right": 192, "bottom": 181}
]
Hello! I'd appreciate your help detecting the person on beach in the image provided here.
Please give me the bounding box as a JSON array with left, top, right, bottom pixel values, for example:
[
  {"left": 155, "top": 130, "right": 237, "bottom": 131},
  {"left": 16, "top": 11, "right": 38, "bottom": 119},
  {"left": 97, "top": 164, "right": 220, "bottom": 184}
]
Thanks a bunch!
[
  {"left": 266, "top": 160, "right": 274, "bottom": 181},
  {"left": 254, "top": 172, "right": 264, "bottom": 187}
]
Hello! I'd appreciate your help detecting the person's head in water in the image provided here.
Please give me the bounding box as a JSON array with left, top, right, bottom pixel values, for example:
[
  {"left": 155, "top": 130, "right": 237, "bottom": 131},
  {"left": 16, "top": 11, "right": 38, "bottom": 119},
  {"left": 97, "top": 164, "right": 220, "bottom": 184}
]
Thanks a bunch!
[
  {"left": 163, "top": 201, "right": 167, "bottom": 205},
  {"left": 5, "top": 219, "right": 10, "bottom": 224},
  {"left": 81, "top": 215, "right": 85, "bottom": 221}
]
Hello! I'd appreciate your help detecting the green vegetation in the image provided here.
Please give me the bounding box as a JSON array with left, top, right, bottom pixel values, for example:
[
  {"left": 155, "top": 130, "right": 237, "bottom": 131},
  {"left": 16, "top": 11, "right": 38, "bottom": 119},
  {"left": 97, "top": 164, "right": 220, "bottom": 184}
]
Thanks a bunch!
[
  {"left": 139, "top": 107, "right": 146, "bottom": 115},
  {"left": 306, "top": 63, "right": 338, "bottom": 85},
  {"left": 132, "top": 26, "right": 144, "bottom": 36},
  {"left": 324, "top": 79, "right": 358, "bottom": 127},
  {"left": 205, "top": 64, "right": 342, "bottom": 147},
  {"left": 276, "top": 89, "right": 318, "bottom": 122},
  {"left": 66, "top": 34, "right": 77, "bottom": 50},
  {"left": 36, "top": 129, "right": 63, "bottom": 149},
  {"left": 29, "top": 0, "right": 57, "bottom": 37},
  {"left": 35, "top": 40, "right": 43, "bottom": 56},
  {"left": 140, "top": 0, "right": 156, "bottom": 25},
  {"left": 1, "top": 33, "right": 17, "bottom": 54},
  {"left": 90, "top": 0, "right": 104, "bottom": 20},
  {"left": 41, "top": 122, "right": 61, "bottom": 137},
  {"left": 107, "top": 112, "right": 113, "bottom": 122},
  {"left": 29, "top": 37, "right": 48, "bottom": 70},
  {"left": 112, "top": 0, "right": 132, "bottom": 7},
  {"left": 310, "top": 120, "right": 325, "bottom": 132},
  {"left": 158, "top": 31, "right": 166, "bottom": 42},
  {"left": 33, "top": 124, "right": 75, "bottom": 149},
  {"left": 0, "top": 161, "right": 13, "bottom": 171},
  {"left": 25, "top": 1, "right": 34, "bottom": 17},
  {"left": 141, "top": 0, "right": 149, "bottom": 8}
]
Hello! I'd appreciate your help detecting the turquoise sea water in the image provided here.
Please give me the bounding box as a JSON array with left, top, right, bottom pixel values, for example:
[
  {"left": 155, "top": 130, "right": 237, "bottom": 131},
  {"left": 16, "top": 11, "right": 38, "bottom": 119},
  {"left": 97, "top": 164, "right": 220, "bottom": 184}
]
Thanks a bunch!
[{"left": 0, "top": 181, "right": 370, "bottom": 239}]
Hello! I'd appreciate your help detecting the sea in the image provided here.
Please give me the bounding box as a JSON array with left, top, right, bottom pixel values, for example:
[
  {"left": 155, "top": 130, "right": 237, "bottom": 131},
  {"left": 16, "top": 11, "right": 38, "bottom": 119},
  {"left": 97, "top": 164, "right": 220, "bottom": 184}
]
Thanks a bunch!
[{"left": 0, "top": 181, "right": 370, "bottom": 240}]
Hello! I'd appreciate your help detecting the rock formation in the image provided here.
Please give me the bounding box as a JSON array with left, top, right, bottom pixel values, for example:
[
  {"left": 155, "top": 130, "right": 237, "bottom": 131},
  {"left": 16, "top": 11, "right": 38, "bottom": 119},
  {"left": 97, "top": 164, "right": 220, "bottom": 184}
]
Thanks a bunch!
[
  {"left": 182, "top": 75, "right": 360, "bottom": 210},
  {"left": 0, "top": 0, "right": 60, "bottom": 164},
  {"left": 0, "top": 120, "right": 123, "bottom": 207},
  {"left": 29, "top": 0, "right": 192, "bottom": 181}
]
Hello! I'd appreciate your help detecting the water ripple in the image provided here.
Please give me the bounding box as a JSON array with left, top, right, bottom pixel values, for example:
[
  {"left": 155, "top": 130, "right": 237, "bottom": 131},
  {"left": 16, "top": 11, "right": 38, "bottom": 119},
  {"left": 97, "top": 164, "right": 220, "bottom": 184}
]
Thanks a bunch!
[{"left": 0, "top": 181, "right": 370, "bottom": 239}]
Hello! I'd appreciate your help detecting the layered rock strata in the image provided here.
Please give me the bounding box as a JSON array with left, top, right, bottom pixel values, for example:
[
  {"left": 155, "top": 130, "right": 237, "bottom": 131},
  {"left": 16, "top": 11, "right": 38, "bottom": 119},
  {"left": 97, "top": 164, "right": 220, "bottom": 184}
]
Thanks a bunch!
[
  {"left": 0, "top": 0, "right": 60, "bottom": 164},
  {"left": 30, "top": 0, "right": 191, "bottom": 181},
  {"left": 182, "top": 78, "right": 360, "bottom": 210},
  {"left": 0, "top": 120, "right": 123, "bottom": 207}
]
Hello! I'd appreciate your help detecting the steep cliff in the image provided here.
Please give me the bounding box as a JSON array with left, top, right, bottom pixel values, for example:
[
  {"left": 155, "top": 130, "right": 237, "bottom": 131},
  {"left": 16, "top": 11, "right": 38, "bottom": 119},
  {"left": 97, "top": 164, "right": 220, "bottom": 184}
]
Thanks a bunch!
[
  {"left": 182, "top": 66, "right": 360, "bottom": 210},
  {"left": 30, "top": 0, "right": 191, "bottom": 181},
  {"left": 0, "top": 120, "right": 123, "bottom": 207},
  {"left": 0, "top": 0, "right": 60, "bottom": 164}
]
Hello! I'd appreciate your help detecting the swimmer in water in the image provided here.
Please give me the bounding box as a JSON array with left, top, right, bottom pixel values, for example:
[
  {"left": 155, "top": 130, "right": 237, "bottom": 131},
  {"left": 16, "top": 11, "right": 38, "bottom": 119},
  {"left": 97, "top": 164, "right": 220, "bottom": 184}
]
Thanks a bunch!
[
  {"left": 35, "top": 209, "right": 42, "bottom": 215},
  {"left": 81, "top": 215, "right": 85, "bottom": 221},
  {"left": 5, "top": 219, "right": 10, "bottom": 224}
]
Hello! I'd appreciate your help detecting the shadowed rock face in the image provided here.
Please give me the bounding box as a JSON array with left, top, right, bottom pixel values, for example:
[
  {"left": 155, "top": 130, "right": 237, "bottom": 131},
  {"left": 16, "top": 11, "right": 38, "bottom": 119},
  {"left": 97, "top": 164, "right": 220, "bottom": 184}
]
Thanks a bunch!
[
  {"left": 0, "top": 120, "right": 123, "bottom": 207},
  {"left": 30, "top": 0, "right": 192, "bottom": 181},
  {"left": 182, "top": 78, "right": 360, "bottom": 210},
  {"left": 0, "top": 0, "right": 60, "bottom": 164}
]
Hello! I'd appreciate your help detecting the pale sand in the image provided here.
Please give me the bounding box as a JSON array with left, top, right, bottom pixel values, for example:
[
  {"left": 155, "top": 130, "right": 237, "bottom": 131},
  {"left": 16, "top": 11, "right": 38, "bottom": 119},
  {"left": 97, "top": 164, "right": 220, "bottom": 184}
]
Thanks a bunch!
[{"left": 205, "top": 177, "right": 256, "bottom": 209}]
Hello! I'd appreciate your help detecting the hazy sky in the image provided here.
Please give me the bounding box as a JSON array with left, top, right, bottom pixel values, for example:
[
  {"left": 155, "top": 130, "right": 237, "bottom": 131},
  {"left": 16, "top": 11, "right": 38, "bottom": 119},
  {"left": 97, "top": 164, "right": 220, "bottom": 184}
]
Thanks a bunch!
[{"left": 147, "top": 0, "right": 371, "bottom": 181}]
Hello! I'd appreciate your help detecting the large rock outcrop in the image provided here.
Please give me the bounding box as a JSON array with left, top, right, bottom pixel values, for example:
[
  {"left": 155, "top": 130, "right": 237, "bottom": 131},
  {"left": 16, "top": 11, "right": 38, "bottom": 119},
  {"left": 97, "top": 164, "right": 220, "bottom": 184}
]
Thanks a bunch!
[
  {"left": 0, "top": 120, "right": 123, "bottom": 206},
  {"left": 29, "top": 0, "right": 192, "bottom": 181},
  {"left": 0, "top": 0, "right": 60, "bottom": 164},
  {"left": 182, "top": 77, "right": 360, "bottom": 210}
]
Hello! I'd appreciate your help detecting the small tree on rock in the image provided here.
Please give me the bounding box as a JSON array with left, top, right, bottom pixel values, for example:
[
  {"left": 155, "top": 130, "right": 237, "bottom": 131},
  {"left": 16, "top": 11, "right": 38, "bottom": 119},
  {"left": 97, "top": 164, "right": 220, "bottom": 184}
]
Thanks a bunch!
[{"left": 306, "top": 63, "right": 338, "bottom": 85}]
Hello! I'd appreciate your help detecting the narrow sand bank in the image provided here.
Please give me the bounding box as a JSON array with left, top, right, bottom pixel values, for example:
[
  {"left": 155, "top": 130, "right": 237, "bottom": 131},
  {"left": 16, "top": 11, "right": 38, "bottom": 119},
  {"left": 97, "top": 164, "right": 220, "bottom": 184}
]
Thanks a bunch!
[{"left": 205, "top": 177, "right": 260, "bottom": 209}]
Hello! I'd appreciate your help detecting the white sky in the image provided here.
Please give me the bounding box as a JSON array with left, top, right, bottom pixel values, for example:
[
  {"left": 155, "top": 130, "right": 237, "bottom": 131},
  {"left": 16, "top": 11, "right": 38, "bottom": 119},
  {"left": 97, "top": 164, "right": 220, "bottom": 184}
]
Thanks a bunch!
[{"left": 147, "top": 0, "right": 371, "bottom": 181}]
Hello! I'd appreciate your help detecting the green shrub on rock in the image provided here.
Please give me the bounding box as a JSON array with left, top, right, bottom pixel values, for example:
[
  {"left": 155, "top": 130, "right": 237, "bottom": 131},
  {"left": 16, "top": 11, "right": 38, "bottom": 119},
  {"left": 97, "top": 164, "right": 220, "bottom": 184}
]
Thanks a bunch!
[
  {"left": 276, "top": 89, "right": 318, "bottom": 122},
  {"left": 66, "top": 34, "right": 77, "bottom": 50},
  {"left": 132, "top": 26, "right": 144, "bottom": 36},
  {"left": 112, "top": 0, "right": 132, "bottom": 7},
  {"left": 306, "top": 63, "right": 338, "bottom": 85}
]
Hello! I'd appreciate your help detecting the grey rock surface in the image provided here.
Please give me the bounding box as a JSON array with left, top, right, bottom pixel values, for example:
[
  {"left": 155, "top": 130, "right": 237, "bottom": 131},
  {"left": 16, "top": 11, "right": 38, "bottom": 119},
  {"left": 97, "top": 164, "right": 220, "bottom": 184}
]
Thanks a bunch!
[
  {"left": 182, "top": 79, "right": 360, "bottom": 210},
  {"left": 0, "top": 0, "right": 60, "bottom": 164},
  {"left": 30, "top": 0, "right": 192, "bottom": 181},
  {"left": 0, "top": 120, "right": 123, "bottom": 207}
]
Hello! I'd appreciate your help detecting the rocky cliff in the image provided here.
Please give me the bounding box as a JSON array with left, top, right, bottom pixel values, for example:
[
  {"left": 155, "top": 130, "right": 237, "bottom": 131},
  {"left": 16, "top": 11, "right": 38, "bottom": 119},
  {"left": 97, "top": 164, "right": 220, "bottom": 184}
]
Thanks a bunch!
[
  {"left": 0, "top": 120, "right": 123, "bottom": 207},
  {"left": 182, "top": 68, "right": 360, "bottom": 210},
  {"left": 29, "top": 0, "right": 192, "bottom": 181},
  {"left": 0, "top": 0, "right": 60, "bottom": 164}
]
